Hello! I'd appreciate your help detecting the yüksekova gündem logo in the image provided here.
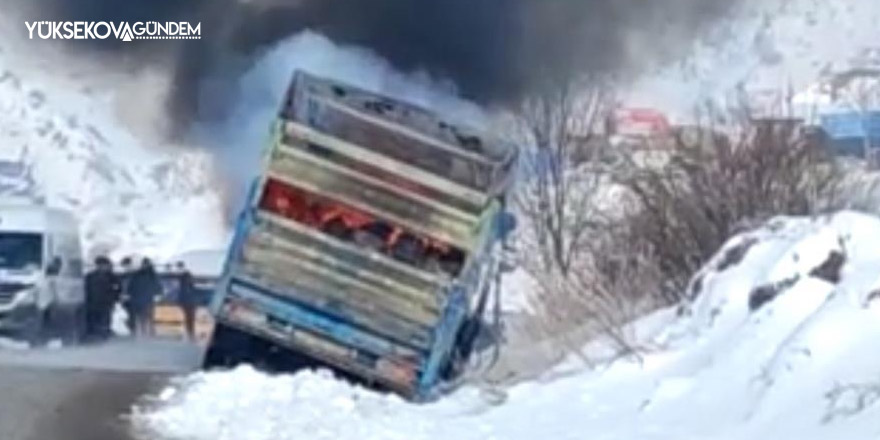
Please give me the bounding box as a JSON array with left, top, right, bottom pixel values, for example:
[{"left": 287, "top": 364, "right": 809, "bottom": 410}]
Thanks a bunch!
[{"left": 25, "top": 21, "right": 201, "bottom": 41}]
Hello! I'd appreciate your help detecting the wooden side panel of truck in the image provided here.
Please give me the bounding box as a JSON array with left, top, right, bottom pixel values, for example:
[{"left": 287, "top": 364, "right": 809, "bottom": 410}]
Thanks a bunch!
[{"left": 203, "top": 71, "right": 517, "bottom": 400}]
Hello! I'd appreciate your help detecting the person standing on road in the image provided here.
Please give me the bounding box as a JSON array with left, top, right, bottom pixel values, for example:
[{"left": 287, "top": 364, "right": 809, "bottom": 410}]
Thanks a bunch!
[
  {"left": 175, "top": 262, "right": 199, "bottom": 342},
  {"left": 84, "top": 256, "right": 121, "bottom": 342},
  {"left": 118, "top": 256, "right": 137, "bottom": 335},
  {"left": 127, "top": 258, "right": 162, "bottom": 337}
]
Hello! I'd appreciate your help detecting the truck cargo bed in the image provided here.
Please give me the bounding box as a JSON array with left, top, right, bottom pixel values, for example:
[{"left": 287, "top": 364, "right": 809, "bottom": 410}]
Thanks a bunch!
[{"left": 205, "top": 69, "right": 517, "bottom": 400}]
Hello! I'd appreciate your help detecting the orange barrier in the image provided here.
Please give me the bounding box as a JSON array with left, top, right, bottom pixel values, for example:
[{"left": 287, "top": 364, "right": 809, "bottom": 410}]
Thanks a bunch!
[{"left": 153, "top": 305, "right": 215, "bottom": 342}]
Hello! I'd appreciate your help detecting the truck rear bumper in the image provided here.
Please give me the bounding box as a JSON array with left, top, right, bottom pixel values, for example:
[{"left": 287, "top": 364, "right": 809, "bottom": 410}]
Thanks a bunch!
[
  {"left": 214, "top": 317, "right": 420, "bottom": 398},
  {"left": 213, "top": 280, "right": 428, "bottom": 398}
]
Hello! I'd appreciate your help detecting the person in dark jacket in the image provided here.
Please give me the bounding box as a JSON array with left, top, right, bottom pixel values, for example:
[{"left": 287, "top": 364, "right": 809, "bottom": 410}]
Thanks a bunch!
[
  {"left": 175, "top": 262, "right": 199, "bottom": 341},
  {"left": 127, "top": 258, "right": 162, "bottom": 338},
  {"left": 84, "top": 256, "right": 121, "bottom": 342}
]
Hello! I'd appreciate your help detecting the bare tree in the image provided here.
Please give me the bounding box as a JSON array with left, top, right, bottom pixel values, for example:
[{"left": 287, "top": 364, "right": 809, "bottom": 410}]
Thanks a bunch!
[
  {"left": 512, "top": 75, "right": 659, "bottom": 360},
  {"left": 514, "top": 76, "right": 614, "bottom": 277},
  {"left": 513, "top": 85, "right": 846, "bottom": 363},
  {"left": 611, "top": 118, "right": 843, "bottom": 301}
]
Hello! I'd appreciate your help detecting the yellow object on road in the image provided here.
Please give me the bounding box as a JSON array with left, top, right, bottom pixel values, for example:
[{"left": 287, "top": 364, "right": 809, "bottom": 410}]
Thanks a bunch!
[{"left": 153, "top": 305, "right": 214, "bottom": 342}]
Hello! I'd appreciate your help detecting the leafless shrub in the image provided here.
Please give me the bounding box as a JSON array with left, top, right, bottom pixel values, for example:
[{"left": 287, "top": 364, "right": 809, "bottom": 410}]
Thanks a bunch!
[
  {"left": 611, "top": 118, "right": 844, "bottom": 301},
  {"left": 526, "top": 237, "right": 667, "bottom": 365},
  {"left": 513, "top": 76, "right": 615, "bottom": 277},
  {"left": 830, "top": 160, "right": 880, "bottom": 214},
  {"left": 513, "top": 76, "right": 663, "bottom": 361},
  {"left": 514, "top": 78, "right": 845, "bottom": 363}
]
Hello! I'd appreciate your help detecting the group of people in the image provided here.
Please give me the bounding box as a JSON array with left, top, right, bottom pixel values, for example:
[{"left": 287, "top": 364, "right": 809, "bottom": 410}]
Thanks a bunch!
[{"left": 84, "top": 256, "right": 200, "bottom": 343}]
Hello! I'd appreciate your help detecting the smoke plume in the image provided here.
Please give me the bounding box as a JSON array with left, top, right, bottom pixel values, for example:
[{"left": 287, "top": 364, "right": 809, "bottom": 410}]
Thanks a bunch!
[
  {"left": 20, "top": 0, "right": 740, "bottom": 216},
  {"left": 27, "top": 0, "right": 739, "bottom": 129}
]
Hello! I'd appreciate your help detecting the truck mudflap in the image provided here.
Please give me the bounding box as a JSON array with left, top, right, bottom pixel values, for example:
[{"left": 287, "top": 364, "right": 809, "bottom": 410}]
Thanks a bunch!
[{"left": 215, "top": 278, "right": 470, "bottom": 399}]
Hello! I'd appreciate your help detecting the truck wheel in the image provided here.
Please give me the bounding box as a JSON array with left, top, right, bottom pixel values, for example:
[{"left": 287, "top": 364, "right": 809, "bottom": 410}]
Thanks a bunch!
[
  {"left": 440, "top": 350, "right": 464, "bottom": 382},
  {"left": 440, "top": 315, "right": 485, "bottom": 381},
  {"left": 202, "top": 324, "right": 251, "bottom": 370}
]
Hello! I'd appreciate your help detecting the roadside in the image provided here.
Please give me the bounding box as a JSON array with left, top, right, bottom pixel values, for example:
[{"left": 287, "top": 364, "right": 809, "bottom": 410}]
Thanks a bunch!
[
  {"left": 0, "top": 338, "right": 203, "bottom": 374},
  {"left": 0, "top": 368, "right": 167, "bottom": 440},
  {"left": 0, "top": 337, "right": 203, "bottom": 440}
]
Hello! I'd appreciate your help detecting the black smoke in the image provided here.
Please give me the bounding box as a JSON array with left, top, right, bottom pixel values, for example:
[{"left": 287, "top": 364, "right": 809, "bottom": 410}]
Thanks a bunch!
[{"left": 26, "top": 0, "right": 738, "bottom": 136}]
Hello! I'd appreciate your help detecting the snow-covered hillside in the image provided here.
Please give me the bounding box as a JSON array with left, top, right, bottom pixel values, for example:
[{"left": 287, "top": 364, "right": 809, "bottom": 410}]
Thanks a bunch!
[
  {"left": 0, "top": 9, "right": 228, "bottom": 261},
  {"left": 134, "top": 211, "right": 880, "bottom": 440},
  {"left": 629, "top": 0, "right": 880, "bottom": 121}
]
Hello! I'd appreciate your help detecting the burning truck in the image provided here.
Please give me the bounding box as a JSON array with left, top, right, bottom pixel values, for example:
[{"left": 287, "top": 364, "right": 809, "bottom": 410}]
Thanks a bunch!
[{"left": 203, "top": 70, "right": 519, "bottom": 400}]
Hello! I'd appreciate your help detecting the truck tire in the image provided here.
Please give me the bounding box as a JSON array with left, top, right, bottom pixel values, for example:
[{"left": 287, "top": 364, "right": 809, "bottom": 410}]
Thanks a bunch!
[
  {"left": 441, "top": 314, "right": 491, "bottom": 382},
  {"left": 202, "top": 325, "right": 339, "bottom": 378},
  {"left": 202, "top": 324, "right": 253, "bottom": 370},
  {"left": 440, "top": 349, "right": 465, "bottom": 382}
]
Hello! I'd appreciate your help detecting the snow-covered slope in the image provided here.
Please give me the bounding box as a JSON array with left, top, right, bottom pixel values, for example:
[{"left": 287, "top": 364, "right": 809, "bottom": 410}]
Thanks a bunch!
[
  {"left": 133, "top": 211, "right": 880, "bottom": 440},
  {"left": 0, "top": 12, "right": 228, "bottom": 261},
  {"left": 629, "top": 0, "right": 880, "bottom": 121}
]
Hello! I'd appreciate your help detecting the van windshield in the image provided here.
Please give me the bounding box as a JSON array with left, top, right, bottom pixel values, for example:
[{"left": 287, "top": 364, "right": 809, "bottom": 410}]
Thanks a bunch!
[{"left": 0, "top": 232, "right": 43, "bottom": 270}]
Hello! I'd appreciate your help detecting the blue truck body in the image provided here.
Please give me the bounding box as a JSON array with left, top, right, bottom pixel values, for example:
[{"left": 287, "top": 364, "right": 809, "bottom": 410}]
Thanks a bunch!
[{"left": 204, "top": 71, "right": 517, "bottom": 400}]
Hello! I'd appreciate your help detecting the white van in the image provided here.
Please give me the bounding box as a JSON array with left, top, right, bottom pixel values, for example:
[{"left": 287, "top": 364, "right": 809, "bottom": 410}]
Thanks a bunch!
[{"left": 0, "top": 205, "right": 85, "bottom": 344}]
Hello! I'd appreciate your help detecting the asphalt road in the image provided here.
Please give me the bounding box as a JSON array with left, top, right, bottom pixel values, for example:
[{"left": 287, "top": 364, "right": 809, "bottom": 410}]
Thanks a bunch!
[
  {"left": 0, "top": 368, "right": 166, "bottom": 440},
  {"left": 0, "top": 338, "right": 203, "bottom": 440},
  {"left": 0, "top": 314, "right": 563, "bottom": 440}
]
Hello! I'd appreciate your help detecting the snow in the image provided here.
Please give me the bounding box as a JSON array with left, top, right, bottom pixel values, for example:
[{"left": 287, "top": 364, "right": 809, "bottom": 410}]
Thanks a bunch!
[
  {"left": 627, "top": 0, "right": 880, "bottom": 122},
  {"left": 1, "top": 0, "right": 879, "bottom": 436},
  {"left": 498, "top": 269, "right": 536, "bottom": 314},
  {"left": 112, "top": 303, "right": 131, "bottom": 338},
  {"left": 0, "top": 4, "right": 228, "bottom": 262},
  {"left": 135, "top": 211, "right": 880, "bottom": 440},
  {"left": 0, "top": 338, "right": 30, "bottom": 351}
]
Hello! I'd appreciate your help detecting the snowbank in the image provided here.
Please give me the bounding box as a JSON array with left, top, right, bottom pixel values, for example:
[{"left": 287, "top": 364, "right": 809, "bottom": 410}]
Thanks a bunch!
[
  {"left": 112, "top": 303, "right": 131, "bottom": 338},
  {"left": 498, "top": 268, "right": 537, "bottom": 314},
  {"left": 134, "top": 211, "right": 880, "bottom": 440}
]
